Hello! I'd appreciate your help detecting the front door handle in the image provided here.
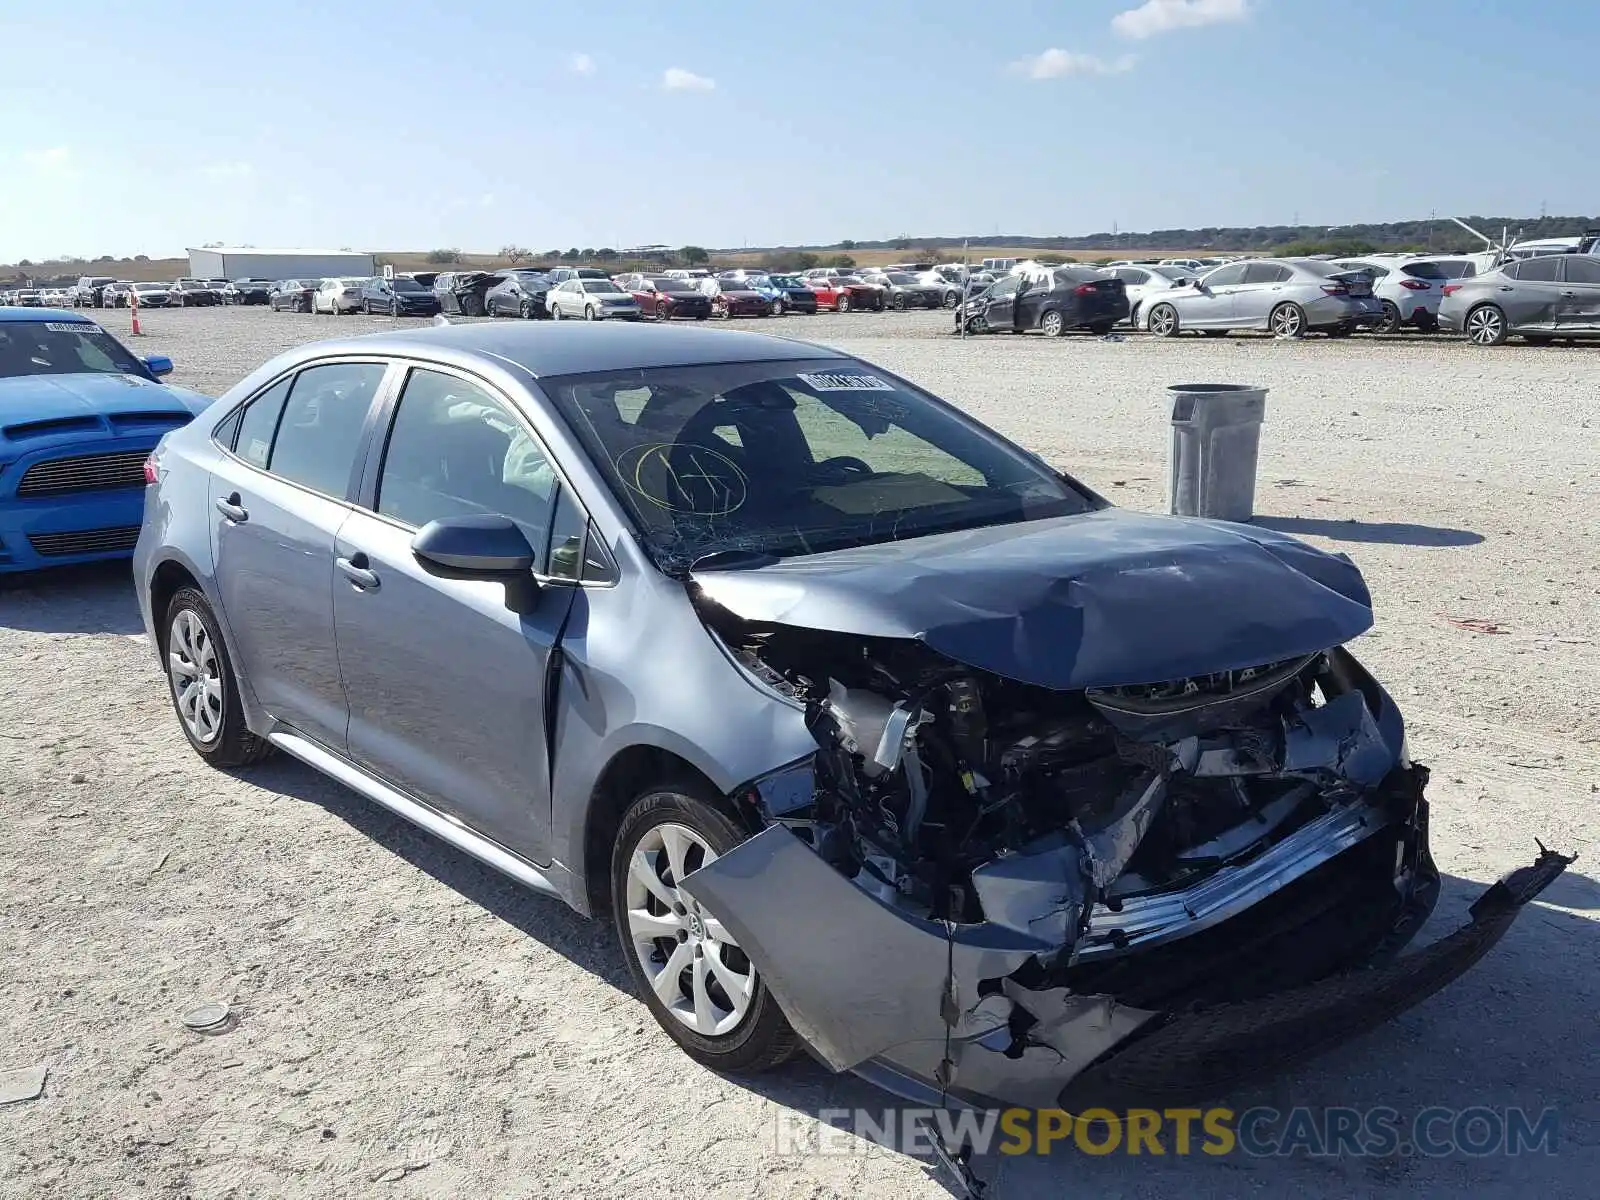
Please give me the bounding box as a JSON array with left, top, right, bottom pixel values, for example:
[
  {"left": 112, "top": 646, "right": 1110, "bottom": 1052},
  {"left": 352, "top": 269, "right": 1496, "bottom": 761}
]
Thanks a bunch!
[
  {"left": 214, "top": 493, "right": 248, "bottom": 522},
  {"left": 336, "top": 553, "right": 380, "bottom": 591},
  {"left": 1559, "top": 290, "right": 1576, "bottom": 297}
]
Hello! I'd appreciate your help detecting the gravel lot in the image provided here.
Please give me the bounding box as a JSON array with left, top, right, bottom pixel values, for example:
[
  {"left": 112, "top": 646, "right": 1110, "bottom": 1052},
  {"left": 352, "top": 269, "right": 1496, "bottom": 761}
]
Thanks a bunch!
[{"left": 2, "top": 306, "right": 1596, "bottom": 1198}]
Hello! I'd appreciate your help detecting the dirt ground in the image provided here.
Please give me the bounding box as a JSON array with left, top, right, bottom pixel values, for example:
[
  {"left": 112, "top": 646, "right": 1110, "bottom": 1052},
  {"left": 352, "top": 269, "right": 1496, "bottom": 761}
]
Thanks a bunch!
[{"left": 1, "top": 307, "right": 1596, "bottom": 1198}]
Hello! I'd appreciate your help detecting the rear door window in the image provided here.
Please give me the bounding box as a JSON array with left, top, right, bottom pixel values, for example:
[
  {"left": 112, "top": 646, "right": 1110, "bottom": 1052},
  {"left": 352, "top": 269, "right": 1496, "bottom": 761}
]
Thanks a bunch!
[
  {"left": 266, "top": 362, "right": 387, "bottom": 497},
  {"left": 230, "top": 377, "right": 293, "bottom": 468},
  {"left": 1242, "top": 262, "right": 1291, "bottom": 284},
  {"left": 1559, "top": 256, "right": 1600, "bottom": 284}
]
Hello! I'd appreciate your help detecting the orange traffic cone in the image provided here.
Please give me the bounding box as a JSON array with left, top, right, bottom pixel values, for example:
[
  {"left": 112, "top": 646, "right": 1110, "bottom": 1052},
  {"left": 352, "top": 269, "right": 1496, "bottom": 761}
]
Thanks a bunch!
[{"left": 130, "top": 291, "right": 143, "bottom": 336}]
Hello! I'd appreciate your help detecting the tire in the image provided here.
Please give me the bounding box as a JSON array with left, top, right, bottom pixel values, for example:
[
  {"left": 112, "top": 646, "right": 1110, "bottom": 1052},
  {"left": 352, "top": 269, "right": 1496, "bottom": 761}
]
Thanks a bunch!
[
  {"left": 610, "top": 783, "right": 800, "bottom": 1073},
  {"left": 520, "top": 298, "right": 535, "bottom": 319},
  {"left": 1464, "top": 304, "right": 1507, "bottom": 346},
  {"left": 1269, "top": 302, "right": 1306, "bottom": 338},
  {"left": 892, "top": 293, "right": 908, "bottom": 311},
  {"left": 1039, "top": 310, "right": 1065, "bottom": 338},
  {"left": 770, "top": 300, "right": 783, "bottom": 317},
  {"left": 837, "top": 293, "right": 851, "bottom": 313},
  {"left": 551, "top": 301, "right": 563, "bottom": 320},
  {"left": 1148, "top": 303, "right": 1180, "bottom": 337},
  {"left": 584, "top": 305, "right": 597, "bottom": 321},
  {"left": 1374, "top": 300, "right": 1401, "bottom": 334},
  {"left": 655, "top": 303, "right": 669, "bottom": 322},
  {"left": 161, "top": 587, "right": 272, "bottom": 768},
  {"left": 942, "top": 292, "right": 958, "bottom": 309}
]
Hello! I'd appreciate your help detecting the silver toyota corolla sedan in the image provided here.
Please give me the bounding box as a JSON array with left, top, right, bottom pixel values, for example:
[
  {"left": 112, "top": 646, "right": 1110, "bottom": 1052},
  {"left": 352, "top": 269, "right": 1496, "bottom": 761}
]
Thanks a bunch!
[
  {"left": 133, "top": 323, "right": 1567, "bottom": 1113},
  {"left": 1139, "top": 257, "right": 1382, "bottom": 337}
]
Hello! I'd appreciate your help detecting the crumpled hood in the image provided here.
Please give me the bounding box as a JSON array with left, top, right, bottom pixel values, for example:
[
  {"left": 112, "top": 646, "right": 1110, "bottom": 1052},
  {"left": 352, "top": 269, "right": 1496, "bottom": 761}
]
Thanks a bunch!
[
  {"left": 0, "top": 373, "right": 212, "bottom": 435},
  {"left": 691, "top": 508, "right": 1374, "bottom": 689}
]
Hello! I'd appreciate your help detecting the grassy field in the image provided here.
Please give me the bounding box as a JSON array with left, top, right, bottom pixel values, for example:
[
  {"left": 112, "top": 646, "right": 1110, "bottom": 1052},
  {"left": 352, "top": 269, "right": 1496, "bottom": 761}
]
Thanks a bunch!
[{"left": 2, "top": 245, "right": 1226, "bottom": 284}]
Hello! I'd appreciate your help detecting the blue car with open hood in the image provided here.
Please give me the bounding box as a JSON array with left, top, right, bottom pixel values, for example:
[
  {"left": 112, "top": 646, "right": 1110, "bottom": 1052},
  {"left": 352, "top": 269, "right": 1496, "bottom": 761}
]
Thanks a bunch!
[{"left": 0, "top": 307, "right": 210, "bottom": 573}]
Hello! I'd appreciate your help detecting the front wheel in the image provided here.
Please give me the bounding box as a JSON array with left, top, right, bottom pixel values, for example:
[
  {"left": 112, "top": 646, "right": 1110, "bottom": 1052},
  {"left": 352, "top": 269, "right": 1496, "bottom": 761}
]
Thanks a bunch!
[
  {"left": 584, "top": 305, "right": 597, "bottom": 321},
  {"left": 892, "top": 293, "right": 908, "bottom": 311},
  {"left": 162, "top": 588, "right": 272, "bottom": 768},
  {"left": 1465, "top": 304, "right": 1507, "bottom": 346},
  {"left": 520, "top": 299, "right": 535, "bottom": 319},
  {"left": 837, "top": 294, "right": 851, "bottom": 313},
  {"left": 610, "top": 784, "right": 799, "bottom": 1072},
  {"left": 550, "top": 302, "right": 563, "bottom": 320},
  {"left": 1148, "top": 303, "right": 1180, "bottom": 337},
  {"left": 942, "top": 292, "right": 959, "bottom": 309},
  {"left": 1269, "top": 302, "right": 1306, "bottom": 338}
]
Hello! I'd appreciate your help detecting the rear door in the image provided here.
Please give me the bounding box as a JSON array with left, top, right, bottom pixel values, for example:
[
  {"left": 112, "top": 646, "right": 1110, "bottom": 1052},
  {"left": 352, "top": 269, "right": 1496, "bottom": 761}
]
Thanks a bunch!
[
  {"left": 1234, "top": 261, "right": 1293, "bottom": 326},
  {"left": 332, "top": 363, "right": 578, "bottom": 860},
  {"left": 210, "top": 360, "right": 391, "bottom": 746},
  {"left": 1555, "top": 255, "right": 1600, "bottom": 332}
]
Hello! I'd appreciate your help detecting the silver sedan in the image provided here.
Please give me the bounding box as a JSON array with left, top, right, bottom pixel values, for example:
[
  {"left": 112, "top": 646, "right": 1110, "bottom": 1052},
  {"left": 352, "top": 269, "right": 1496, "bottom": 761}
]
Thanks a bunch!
[{"left": 1139, "top": 258, "right": 1382, "bottom": 337}]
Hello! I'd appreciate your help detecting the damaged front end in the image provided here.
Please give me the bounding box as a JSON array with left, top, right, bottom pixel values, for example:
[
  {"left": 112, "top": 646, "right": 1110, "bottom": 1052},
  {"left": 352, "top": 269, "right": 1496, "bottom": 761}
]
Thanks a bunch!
[{"left": 681, "top": 614, "right": 1572, "bottom": 1109}]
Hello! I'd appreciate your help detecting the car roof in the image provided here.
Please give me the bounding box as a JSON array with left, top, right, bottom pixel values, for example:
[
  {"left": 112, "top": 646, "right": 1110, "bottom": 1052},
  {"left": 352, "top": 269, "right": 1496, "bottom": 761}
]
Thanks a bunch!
[
  {"left": 286, "top": 322, "right": 842, "bottom": 379},
  {"left": 0, "top": 306, "right": 93, "bottom": 323}
]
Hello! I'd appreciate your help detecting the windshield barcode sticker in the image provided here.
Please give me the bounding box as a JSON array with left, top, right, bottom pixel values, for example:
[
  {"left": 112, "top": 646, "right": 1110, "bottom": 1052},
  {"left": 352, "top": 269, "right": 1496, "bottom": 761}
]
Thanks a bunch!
[
  {"left": 797, "top": 372, "right": 895, "bottom": 392},
  {"left": 44, "top": 322, "right": 104, "bottom": 333}
]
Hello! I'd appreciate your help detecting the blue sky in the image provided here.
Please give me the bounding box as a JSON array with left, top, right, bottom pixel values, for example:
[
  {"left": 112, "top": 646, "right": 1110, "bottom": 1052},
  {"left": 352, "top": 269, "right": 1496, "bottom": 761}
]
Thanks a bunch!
[{"left": 1, "top": 0, "right": 1593, "bottom": 261}]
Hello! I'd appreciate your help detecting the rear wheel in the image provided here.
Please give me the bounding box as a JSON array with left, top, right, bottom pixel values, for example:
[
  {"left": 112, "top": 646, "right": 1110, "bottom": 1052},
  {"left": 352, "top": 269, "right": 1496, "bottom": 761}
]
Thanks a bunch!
[
  {"left": 1039, "top": 310, "right": 1065, "bottom": 337},
  {"left": 1148, "top": 303, "right": 1180, "bottom": 337},
  {"left": 1465, "top": 304, "right": 1507, "bottom": 346},
  {"left": 1269, "top": 302, "right": 1306, "bottom": 338},
  {"left": 162, "top": 588, "right": 272, "bottom": 768},
  {"left": 1374, "top": 300, "right": 1401, "bottom": 334},
  {"left": 611, "top": 783, "right": 799, "bottom": 1073}
]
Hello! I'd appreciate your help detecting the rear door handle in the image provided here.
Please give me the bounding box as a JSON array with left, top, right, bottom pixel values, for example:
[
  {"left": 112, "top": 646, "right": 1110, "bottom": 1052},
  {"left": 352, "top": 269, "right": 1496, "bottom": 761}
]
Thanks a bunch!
[
  {"left": 214, "top": 493, "right": 248, "bottom": 522},
  {"left": 336, "top": 553, "right": 380, "bottom": 591},
  {"left": 1560, "top": 290, "right": 1576, "bottom": 297}
]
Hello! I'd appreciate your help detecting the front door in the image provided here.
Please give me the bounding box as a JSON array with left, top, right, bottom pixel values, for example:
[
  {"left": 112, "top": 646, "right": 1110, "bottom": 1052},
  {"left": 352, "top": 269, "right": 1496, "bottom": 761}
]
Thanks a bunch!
[
  {"left": 1183, "top": 262, "right": 1246, "bottom": 328},
  {"left": 332, "top": 364, "right": 576, "bottom": 861},
  {"left": 210, "top": 361, "right": 390, "bottom": 746},
  {"left": 982, "top": 276, "right": 1019, "bottom": 330}
]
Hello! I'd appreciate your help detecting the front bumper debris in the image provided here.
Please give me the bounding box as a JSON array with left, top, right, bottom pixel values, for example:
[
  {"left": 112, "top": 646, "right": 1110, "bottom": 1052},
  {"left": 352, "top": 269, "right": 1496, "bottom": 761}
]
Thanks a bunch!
[{"left": 681, "top": 823, "right": 1571, "bottom": 1109}]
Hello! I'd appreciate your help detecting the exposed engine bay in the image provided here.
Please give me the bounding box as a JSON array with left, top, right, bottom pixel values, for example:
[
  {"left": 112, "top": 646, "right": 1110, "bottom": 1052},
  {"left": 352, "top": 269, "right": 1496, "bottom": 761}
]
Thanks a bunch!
[{"left": 709, "top": 610, "right": 1406, "bottom": 964}]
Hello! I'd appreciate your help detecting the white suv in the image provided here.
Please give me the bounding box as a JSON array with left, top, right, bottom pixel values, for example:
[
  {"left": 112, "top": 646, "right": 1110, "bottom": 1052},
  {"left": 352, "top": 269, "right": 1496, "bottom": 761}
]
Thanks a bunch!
[{"left": 1331, "top": 257, "right": 1449, "bottom": 333}]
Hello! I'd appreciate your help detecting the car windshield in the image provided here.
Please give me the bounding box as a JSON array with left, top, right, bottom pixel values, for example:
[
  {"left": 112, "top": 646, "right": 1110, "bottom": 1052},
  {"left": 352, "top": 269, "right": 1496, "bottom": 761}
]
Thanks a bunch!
[
  {"left": 391, "top": 278, "right": 426, "bottom": 292},
  {"left": 542, "top": 358, "right": 1094, "bottom": 573},
  {"left": 652, "top": 279, "right": 695, "bottom": 292},
  {"left": 884, "top": 272, "right": 917, "bottom": 284},
  {"left": 768, "top": 275, "right": 802, "bottom": 288},
  {"left": 582, "top": 280, "right": 623, "bottom": 294},
  {"left": 134, "top": 283, "right": 164, "bottom": 292},
  {"left": 0, "top": 319, "right": 148, "bottom": 380}
]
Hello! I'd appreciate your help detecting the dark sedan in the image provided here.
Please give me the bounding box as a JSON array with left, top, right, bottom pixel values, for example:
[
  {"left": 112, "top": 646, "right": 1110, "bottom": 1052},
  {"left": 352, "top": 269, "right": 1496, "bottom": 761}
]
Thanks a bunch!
[
  {"left": 867, "top": 271, "right": 946, "bottom": 311},
  {"left": 228, "top": 279, "right": 273, "bottom": 306},
  {"left": 433, "top": 271, "right": 498, "bottom": 317},
  {"left": 957, "top": 267, "right": 1129, "bottom": 337},
  {"left": 705, "top": 278, "right": 775, "bottom": 318},
  {"left": 170, "top": 280, "right": 221, "bottom": 307},
  {"left": 484, "top": 270, "right": 553, "bottom": 319},
  {"left": 624, "top": 276, "right": 713, "bottom": 320},
  {"left": 361, "top": 276, "right": 444, "bottom": 317},
  {"left": 269, "top": 280, "right": 320, "bottom": 313},
  {"left": 765, "top": 274, "right": 819, "bottom": 314}
]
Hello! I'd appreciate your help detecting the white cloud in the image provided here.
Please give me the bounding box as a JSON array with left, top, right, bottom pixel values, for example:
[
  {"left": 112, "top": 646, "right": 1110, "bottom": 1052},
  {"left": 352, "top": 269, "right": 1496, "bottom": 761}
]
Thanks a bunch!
[
  {"left": 1010, "top": 49, "right": 1137, "bottom": 80},
  {"left": 200, "top": 161, "right": 253, "bottom": 181},
  {"left": 23, "top": 146, "right": 70, "bottom": 170},
  {"left": 569, "top": 52, "right": 594, "bottom": 75},
  {"left": 1112, "top": 0, "right": 1248, "bottom": 39},
  {"left": 662, "top": 67, "right": 715, "bottom": 92}
]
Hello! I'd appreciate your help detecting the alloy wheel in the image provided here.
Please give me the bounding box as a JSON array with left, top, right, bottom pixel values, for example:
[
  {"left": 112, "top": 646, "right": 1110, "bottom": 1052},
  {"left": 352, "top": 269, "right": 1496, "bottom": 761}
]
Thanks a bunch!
[
  {"left": 624, "top": 822, "right": 754, "bottom": 1036},
  {"left": 1040, "top": 310, "right": 1064, "bottom": 337},
  {"left": 168, "top": 609, "right": 223, "bottom": 744},
  {"left": 1270, "top": 303, "right": 1304, "bottom": 337},
  {"left": 1466, "top": 306, "right": 1505, "bottom": 345},
  {"left": 1148, "top": 304, "right": 1178, "bottom": 337}
]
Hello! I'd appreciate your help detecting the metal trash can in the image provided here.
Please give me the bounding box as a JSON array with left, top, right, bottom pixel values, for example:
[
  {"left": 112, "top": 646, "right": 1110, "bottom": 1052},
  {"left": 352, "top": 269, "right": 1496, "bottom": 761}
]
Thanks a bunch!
[{"left": 1168, "top": 383, "right": 1267, "bottom": 522}]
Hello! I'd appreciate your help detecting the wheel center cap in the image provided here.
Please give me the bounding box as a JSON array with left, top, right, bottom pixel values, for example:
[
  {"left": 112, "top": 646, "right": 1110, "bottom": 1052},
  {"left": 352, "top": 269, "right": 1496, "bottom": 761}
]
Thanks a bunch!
[{"left": 687, "top": 911, "right": 705, "bottom": 940}]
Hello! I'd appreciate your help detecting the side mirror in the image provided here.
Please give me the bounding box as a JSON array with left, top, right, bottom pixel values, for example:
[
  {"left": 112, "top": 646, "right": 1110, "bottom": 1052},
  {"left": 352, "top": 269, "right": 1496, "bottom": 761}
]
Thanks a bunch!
[
  {"left": 412, "top": 514, "right": 536, "bottom": 576},
  {"left": 143, "top": 354, "right": 174, "bottom": 377}
]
